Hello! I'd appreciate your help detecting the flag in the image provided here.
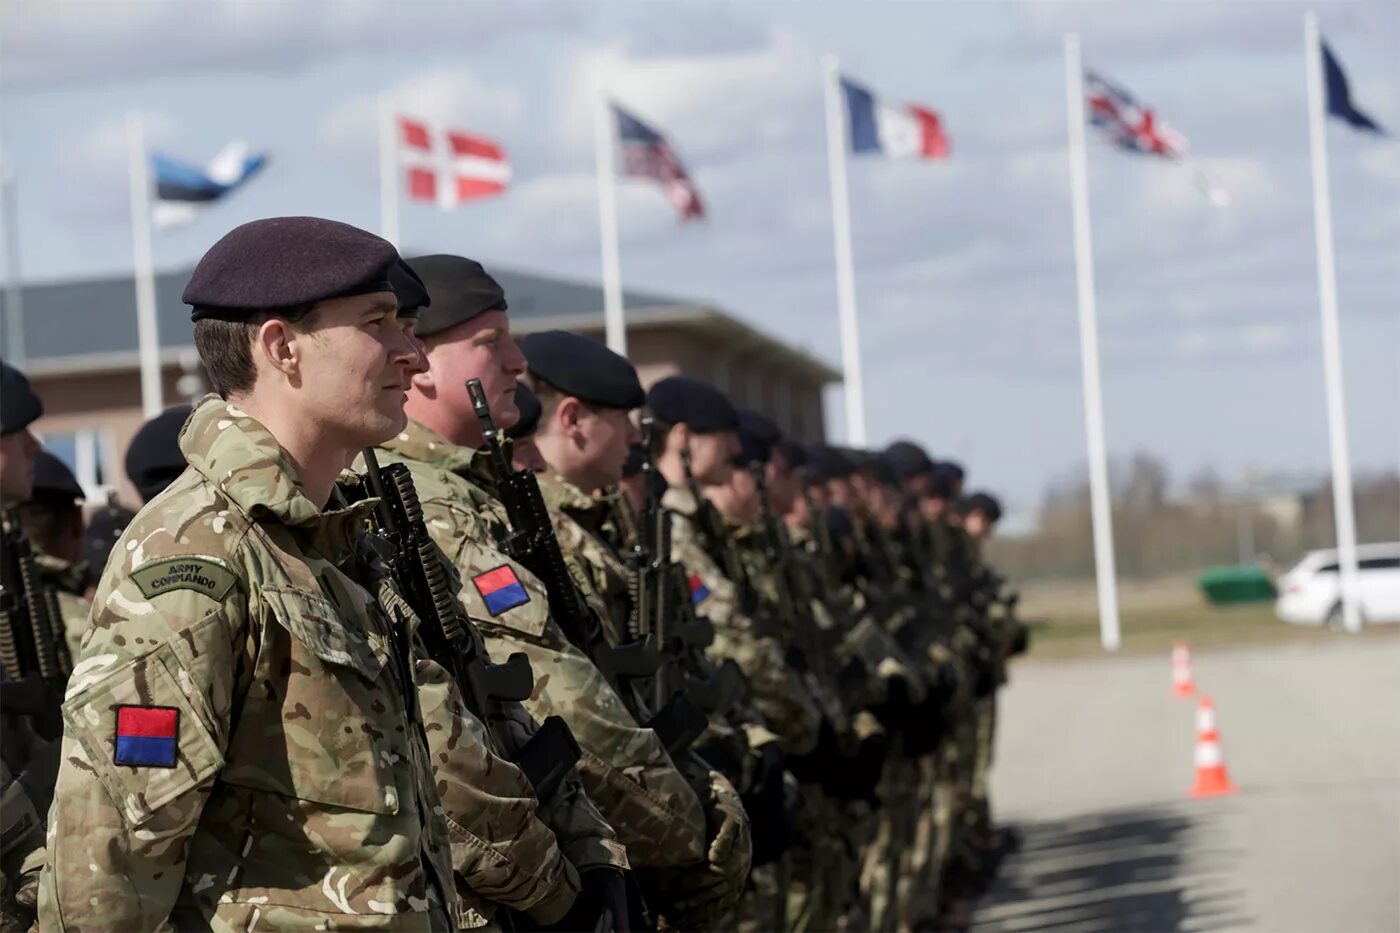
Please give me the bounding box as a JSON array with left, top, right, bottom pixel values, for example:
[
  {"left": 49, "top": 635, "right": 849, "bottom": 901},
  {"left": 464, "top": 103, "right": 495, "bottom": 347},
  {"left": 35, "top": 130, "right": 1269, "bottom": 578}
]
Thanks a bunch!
[
  {"left": 151, "top": 140, "right": 266, "bottom": 229},
  {"left": 1322, "top": 41, "right": 1385, "bottom": 134},
  {"left": 1084, "top": 69, "right": 1228, "bottom": 205},
  {"left": 840, "top": 76, "right": 949, "bottom": 159},
  {"left": 614, "top": 105, "right": 704, "bottom": 221},
  {"left": 398, "top": 116, "right": 511, "bottom": 209}
]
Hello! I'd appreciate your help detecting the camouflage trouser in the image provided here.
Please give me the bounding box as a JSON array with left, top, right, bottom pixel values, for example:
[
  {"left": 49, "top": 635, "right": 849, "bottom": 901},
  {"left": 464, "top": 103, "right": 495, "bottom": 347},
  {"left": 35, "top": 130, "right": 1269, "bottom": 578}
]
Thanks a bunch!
[
  {"left": 969, "top": 694, "right": 997, "bottom": 841},
  {"left": 837, "top": 799, "right": 877, "bottom": 932},
  {"left": 786, "top": 784, "right": 859, "bottom": 932},
  {"left": 860, "top": 747, "right": 920, "bottom": 932},
  {"left": 944, "top": 694, "right": 982, "bottom": 899},
  {"left": 905, "top": 751, "right": 955, "bottom": 925},
  {"left": 735, "top": 862, "right": 782, "bottom": 932}
]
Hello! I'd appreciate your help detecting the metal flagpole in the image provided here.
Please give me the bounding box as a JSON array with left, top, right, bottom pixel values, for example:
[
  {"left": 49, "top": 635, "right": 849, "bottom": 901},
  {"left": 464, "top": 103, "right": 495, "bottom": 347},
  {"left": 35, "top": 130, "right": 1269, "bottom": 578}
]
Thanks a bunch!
[
  {"left": 1, "top": 166, "right": 24, "bottom": 365},
  {"left": 1303, "top": 11, "right": 1362, "bottom": 633},
  {"left": 821, "top": 54, "right": 868, "bottom": 446},
  {"left": 126, "top": 112, "right": 163, "bottom": 418},
  {"left": 1063, "top": 34, "right": 1121, "bottom": 652},
  {"left": 378, "top": 92, "right": 401, "bottom": 250},
  {"left": 594, "top": 93, "right": 626, "bottom": 355}
]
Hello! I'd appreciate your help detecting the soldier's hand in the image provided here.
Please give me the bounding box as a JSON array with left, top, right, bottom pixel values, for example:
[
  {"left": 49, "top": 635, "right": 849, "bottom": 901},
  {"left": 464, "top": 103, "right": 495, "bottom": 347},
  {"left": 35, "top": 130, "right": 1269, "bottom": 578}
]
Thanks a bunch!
[{"left": 702, "top": 769, "right": 752, "bottom": 904}]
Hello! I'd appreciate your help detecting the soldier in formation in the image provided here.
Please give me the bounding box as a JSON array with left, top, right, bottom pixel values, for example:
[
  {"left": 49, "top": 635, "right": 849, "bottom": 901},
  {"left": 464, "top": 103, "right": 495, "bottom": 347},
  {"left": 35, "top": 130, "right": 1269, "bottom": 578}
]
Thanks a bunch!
[{"left": 0, "top": 217, "right": 1027, "bottom": 932}]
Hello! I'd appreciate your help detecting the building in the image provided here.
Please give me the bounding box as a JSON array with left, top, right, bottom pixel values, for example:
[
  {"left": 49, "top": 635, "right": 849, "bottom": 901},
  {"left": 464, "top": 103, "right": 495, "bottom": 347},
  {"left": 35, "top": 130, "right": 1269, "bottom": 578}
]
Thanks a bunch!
[{"left": 2, "top": 266, "right": 838, "bottom": 505}]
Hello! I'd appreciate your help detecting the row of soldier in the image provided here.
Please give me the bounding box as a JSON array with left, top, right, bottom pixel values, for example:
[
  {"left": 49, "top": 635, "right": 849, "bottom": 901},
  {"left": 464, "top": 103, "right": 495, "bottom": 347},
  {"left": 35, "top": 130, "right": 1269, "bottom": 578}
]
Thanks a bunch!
[{"left": 0, "top": 215, "right": 1027, "bottom": 932}]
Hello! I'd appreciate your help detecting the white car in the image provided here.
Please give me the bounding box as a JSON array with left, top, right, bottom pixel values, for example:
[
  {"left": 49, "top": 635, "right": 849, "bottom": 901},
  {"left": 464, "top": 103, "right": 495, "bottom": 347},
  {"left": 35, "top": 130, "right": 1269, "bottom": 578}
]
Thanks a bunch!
[{"left": 1275, "top": 542, "right": 1400, "bottom": 626}]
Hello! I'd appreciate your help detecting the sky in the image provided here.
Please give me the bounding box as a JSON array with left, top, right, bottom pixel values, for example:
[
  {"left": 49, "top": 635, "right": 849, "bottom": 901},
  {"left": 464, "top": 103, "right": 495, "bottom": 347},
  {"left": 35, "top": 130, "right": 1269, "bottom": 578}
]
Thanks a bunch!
[{"left": 2, "top": 0, "right": 1397, "bottom": 525}]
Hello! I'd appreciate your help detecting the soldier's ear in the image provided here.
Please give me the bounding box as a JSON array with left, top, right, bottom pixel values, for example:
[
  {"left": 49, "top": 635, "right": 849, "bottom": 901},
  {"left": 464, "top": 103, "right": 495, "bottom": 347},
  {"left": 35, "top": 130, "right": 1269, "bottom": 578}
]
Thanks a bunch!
[
  {"left": 409, "top": 338, "right": 434, "bottom": 392},
  {"left": 255, "top": 318, "right": 299, "bottom": 380},
  {"left": 557, "top": 396, "right": 584, "bottom": 434}
]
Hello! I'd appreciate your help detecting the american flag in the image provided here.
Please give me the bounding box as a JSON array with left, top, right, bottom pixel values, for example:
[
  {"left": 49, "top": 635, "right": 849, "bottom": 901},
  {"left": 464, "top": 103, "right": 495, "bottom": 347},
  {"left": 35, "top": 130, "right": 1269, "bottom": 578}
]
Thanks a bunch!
[
  {"left": 398, "top": 116, "right": 511, "bottom": 209},
  {"left": 614, "top": 106, "right": 704, "bottom": 222}
]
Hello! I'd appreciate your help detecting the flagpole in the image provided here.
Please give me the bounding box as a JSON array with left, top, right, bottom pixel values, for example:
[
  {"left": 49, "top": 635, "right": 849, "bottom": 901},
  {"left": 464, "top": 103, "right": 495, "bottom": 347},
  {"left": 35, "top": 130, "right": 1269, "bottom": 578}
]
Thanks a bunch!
[
  {"left": 1303, "top": 11, "right": 1361, "bottom": 634},
  {"left": 821, "top": 54, "right": 868, "bottom": 447},
  {"left": 1, "top": 166, "right": 24, "bottom": 365},
  {"left": 126, "top": 111, "right": 163, "bottom": 418},
  {"left": 1063, "top": 34, "right": 1121, "bottom": 652},
  {"left": 378, "top": 92, "right": 400, "bottom": 250},
  {"left": 594, "top": 93, "right": 626, "bottom": 355}
]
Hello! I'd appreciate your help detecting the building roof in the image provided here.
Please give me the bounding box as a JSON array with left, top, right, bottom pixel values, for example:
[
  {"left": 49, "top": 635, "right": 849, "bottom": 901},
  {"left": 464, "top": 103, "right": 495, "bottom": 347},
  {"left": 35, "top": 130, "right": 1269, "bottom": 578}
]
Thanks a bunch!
[{"left": 1, "top": 266, "right": 839, "bottom": 384}]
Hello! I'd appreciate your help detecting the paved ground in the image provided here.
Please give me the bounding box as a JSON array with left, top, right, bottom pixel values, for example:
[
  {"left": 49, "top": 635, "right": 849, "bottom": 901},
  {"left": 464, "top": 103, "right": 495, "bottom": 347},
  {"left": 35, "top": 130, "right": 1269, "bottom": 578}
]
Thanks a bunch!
[{"left": 972, "top": 635, "right": 1400, "bottom": 933}]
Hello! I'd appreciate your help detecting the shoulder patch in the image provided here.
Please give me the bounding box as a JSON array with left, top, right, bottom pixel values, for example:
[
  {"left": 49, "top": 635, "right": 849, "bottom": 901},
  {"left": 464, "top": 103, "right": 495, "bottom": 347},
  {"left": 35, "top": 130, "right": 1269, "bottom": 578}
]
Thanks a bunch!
[
  {"left": 472, "top": 565, "right": 531, "bottom": 616},
  {"left": 114, "top": 705, "right": 180, "bottom": 768},
  {"left": 688, "top": 573, "right": 711, "bottom": 605},
  {"left": 130, "top": 556, "right": 237, "bottom": 602}
]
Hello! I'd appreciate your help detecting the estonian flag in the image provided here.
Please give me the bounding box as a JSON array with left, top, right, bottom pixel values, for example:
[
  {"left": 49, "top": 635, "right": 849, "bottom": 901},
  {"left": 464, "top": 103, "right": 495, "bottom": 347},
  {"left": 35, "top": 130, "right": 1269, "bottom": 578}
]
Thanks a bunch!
[
  {"left": 840, "top": 76, "right": 949, "bottom": 159},
  {"left": 1322, "top": 41, "right": 1385, "bottom": 134},
  {"left": 151, "top": 140, "right": 268, "bottom": 229}
]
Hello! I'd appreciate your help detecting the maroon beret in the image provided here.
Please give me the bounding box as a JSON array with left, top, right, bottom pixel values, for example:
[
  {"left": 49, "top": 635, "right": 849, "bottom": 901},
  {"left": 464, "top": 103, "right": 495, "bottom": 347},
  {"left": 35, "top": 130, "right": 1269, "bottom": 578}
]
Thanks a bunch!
[{"left": 184, "top": 217, "right": 399, "bottom": 321}]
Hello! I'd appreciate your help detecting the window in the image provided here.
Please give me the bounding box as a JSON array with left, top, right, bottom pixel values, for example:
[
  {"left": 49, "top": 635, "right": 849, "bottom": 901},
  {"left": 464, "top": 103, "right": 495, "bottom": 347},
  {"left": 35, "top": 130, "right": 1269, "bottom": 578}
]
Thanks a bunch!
[{"left": 35, "top": 426, "right": 116, "bottom": 502}]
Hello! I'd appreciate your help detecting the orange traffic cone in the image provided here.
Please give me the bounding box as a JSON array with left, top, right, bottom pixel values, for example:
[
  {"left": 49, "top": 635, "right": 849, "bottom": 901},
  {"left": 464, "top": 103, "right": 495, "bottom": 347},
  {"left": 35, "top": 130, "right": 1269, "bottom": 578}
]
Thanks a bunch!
[
  {"left": 1189, "top": 696, "right": 1238, "bottom": 798},
  {"left": 1171, "top": 641, "right": 1196, "bottom": 698}
]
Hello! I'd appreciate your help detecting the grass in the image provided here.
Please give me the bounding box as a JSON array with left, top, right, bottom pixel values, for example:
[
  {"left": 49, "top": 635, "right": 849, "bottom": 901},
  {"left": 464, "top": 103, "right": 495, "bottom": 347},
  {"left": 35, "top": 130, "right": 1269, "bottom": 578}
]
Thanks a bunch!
[{"left": 1018, "top": 592, "right": 1400, "bottom": 660}]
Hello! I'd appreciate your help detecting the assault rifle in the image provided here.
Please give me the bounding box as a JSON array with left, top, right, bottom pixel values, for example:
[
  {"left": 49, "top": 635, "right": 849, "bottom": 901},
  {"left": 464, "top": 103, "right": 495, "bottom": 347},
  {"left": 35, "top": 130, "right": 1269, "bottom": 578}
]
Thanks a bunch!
[
  {"left": 358, "top": 449, "right": 580, "bottom": 800},
  {"left": 467, "top": 381, "right": 708, "bottom": 759},
  {"left": 0, "top": 510, "right": 72, "bottom": 740},
  {"left": 628, "top": 418, "right": 745, "bottom": 720}
]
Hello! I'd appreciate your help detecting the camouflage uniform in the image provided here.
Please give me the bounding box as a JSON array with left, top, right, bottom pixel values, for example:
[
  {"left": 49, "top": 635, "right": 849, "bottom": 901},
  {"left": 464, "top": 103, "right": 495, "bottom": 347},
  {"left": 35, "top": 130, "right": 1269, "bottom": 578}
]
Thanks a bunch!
[
  {"left": 33, "top": 552, "right": 90, "bottom": 669},
  {"left": 376, "top": 424, "right": 711, "bottom": 883},
  {"left": 38, "top": 397, "right": 462, "bottom": 930}
]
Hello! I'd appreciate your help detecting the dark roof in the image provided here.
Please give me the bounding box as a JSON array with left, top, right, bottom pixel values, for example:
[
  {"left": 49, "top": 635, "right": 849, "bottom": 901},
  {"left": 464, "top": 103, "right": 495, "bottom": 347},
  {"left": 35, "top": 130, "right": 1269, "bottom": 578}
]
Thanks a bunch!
[{"left": 0, "top": 265, "right": 697, "bottom": 366}]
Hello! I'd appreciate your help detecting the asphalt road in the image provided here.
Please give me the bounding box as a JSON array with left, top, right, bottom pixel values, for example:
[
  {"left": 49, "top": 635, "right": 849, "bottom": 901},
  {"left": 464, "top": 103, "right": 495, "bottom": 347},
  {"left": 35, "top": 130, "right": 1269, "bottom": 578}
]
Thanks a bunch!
[{"left": 972, "top": 634, "right": 1400, "bottom": 933}]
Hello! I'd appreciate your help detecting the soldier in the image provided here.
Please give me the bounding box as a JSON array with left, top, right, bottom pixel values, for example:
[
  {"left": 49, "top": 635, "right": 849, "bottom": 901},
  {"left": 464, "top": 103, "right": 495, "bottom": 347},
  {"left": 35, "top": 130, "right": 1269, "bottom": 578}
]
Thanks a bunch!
[
  {"left": 14, "top": 452, "right": 91, "bottom": 658},
  {"left": 36, "top": 218, "right": 585, "bottom": 930},
  {"left": 0, "top": 360, "right": 56, "bottom": 933},
  {"left": 125, "top": 404, "right": 194, "bottom": 503},
  {"left": 505, "top": 381, "right": 549, "bottom": 473},
  {"left": 520, "top": 328, "right": 754, "bottom": 925}
]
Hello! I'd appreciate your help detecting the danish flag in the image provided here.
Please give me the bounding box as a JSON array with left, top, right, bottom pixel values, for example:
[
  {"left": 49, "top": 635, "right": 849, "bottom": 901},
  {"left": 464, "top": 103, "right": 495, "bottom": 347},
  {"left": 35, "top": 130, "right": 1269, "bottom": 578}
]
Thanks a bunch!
[{"left": 397, "top": 116, "right": 511, "bottom": 209}]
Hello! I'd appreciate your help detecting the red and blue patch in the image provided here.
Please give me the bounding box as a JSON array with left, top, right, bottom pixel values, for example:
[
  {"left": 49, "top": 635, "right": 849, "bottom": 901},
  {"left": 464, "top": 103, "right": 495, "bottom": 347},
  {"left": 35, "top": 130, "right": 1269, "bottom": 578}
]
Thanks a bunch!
[
  {"left": 473, "top": 565, "right": 531, "bottom": 616},
  {"left": 114, "top": 705, "right": 179, "bottom": 768},
  {"left": 688, "top": 573, "right": 711, "bottom": 606}
]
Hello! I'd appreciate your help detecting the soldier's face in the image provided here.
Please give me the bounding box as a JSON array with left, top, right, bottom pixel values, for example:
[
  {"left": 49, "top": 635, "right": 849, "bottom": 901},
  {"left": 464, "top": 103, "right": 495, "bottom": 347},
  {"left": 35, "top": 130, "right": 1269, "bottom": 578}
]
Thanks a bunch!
[
  {"left": 765, "top": 454, "right": 799, "bottom": 516},
  {"left": 415, "top": 310, "right": 526, "bottom": 437},
  {"left": 726, "top": 467, "right": 761, "bottom": 521},
  {"left": 510, "top": 436, "right": 547, "bottom": 474},
  {"left": 576, "top": 406, "right": 640, "bottom": 491},
  {"left": 964, "top": 511, "right": 994, "bottom": 540},
  {"left": 0, "top": 428, "right": 41, "bottom": 505},
  {"left": 688, "top": 429, "right": 738, "bottom": 486},
  {"left": 293, "top": 292, "right": 424, "bottom": 446}
]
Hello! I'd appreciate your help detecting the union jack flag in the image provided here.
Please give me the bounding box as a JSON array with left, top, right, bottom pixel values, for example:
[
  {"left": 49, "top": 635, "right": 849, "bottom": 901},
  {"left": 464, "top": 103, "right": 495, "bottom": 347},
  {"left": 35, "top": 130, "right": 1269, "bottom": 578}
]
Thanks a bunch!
[
  {"left": 1084, "top": 70, "right": 1189, "bottom": 159},
  {"left": 614, "top": 105, "right": 704, "bottom": 222},
  {"left": 1084, "top": 69, "right": 1228, "bottom": 206}
]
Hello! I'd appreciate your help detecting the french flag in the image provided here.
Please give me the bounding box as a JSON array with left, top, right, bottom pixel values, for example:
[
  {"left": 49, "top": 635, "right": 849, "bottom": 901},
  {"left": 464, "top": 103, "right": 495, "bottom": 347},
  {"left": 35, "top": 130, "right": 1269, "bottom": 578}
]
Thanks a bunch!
[
  {"left": 841, "top": 77, "right": 949, "bottom": 160},
  {"left": 151, "top": 139, "right": 267, "bottom": 230}
]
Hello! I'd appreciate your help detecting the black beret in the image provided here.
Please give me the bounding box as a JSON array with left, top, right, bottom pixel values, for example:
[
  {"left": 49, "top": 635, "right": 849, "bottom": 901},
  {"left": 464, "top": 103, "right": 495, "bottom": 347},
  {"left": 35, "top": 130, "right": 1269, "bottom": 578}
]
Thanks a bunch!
[
  {"left": 407, "top": 255, "right": 507, "bottom": 338},
  {"left": 883, "top": 440, "right": 934, "bottom": 480},
  {"left": 804, "top": 444, "right": 856, "bottom": 482},
  {"left": 30, "top": 451, "right": 84, "bottom": 503},
  {"left": 934, "top": 460, "right": 965, "bottom": 485},
  {"left": 506, "top": 382, "right": 541, "bottom": 440},
  {"left": 775, "top": 439, "right": 807, "bottom": 471},
  {"left": 84, "top": 505, "right": 136, "bottom": 577},
  {"left": 735, "top": 410, "right": 779, "bottom": 467},
  {"left": 184, "top": 217, "right": 398, "bottom": 320},
  {"left": 855, "top": 451, "right": 897, "bottom": 487},
  {"left": 522, "top": 330, "right": 645, "bottom": 410},
  {"left": 387, "top": 259, "right": 430, "bottom": 316},
  {"left": 125, "top": 406, "right": 192, "bottom": 504},
  {"left": 1, "top": 360, "right": 42, "bottom": 435},
  {"left": 961, "top": 491, "right": 1003, "bottom": 523},
  {"left": 647, "top": 376, "right": 738, "bottom": 434}
]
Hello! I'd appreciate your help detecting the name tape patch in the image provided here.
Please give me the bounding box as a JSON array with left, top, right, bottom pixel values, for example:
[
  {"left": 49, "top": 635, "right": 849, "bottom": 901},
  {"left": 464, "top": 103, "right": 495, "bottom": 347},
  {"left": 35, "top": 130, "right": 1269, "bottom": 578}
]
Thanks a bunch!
[
  {"left": 688, "top": 573, "right": 711, "bottom": 606},
  {"left": 130, "top": 557, "right": 236, "bottom": 602},
  {"left": 473, "top": 565, "right": 531, "bottom": 616},
  {"left": 114, "top": 705, "right": 180, "bottom": 768}
]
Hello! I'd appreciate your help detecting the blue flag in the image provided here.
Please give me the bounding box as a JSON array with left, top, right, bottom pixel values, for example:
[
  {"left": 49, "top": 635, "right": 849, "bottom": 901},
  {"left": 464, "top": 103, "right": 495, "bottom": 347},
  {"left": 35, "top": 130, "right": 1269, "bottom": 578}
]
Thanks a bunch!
[
  {"left": 1322, "top": 41, "right": 1385, "bottom": 134},
  {"left": 151, "top": 140, "right": 268, "bottom": 229}
]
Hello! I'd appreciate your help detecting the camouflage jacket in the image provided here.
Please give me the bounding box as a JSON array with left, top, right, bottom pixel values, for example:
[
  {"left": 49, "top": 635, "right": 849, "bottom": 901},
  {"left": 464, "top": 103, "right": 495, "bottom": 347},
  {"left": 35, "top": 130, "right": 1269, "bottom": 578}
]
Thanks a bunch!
[
  {"left": 34, "top": 551, "right": 90, "bottom": 662},
  {"left": 376, "top": 422, "right": 642, "bottom": 874},
  {"left": 660, "top": 485, "right": 820, "bottom": 756},
  {"left": 39, "top": 396, "right": 458, "bottom": 931}
]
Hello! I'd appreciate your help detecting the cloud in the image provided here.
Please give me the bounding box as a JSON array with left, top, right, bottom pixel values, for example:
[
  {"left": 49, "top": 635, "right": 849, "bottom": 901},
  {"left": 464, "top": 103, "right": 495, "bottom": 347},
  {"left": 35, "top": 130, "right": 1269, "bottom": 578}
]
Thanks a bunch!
[
  {"left": 49, "top": 110, "right": 178, "bottom": 225},
  {"left": 2, "top": 0, "right": 588, "bottom": 88}
]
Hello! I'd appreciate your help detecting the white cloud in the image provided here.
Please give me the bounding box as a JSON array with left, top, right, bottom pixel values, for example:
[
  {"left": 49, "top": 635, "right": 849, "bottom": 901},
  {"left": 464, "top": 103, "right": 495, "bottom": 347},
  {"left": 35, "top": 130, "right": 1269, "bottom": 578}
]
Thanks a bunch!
[{"left": 49, "top": 110, "right": 178, "bottom": 224}]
